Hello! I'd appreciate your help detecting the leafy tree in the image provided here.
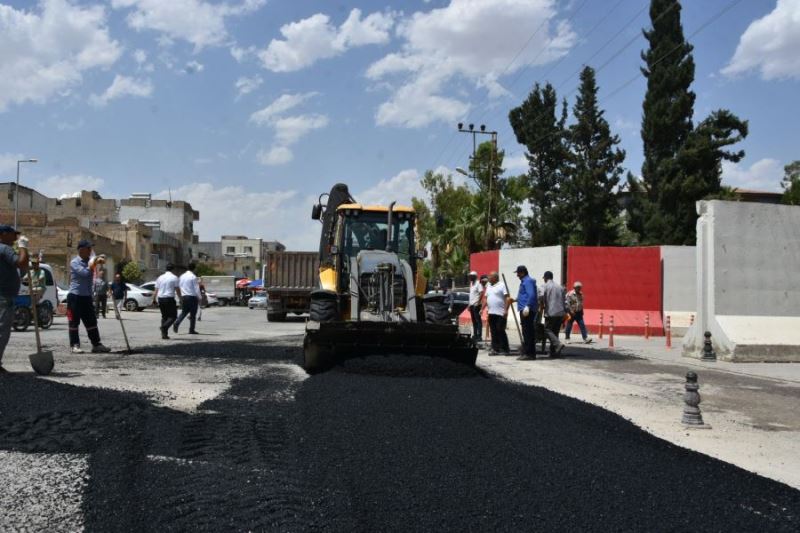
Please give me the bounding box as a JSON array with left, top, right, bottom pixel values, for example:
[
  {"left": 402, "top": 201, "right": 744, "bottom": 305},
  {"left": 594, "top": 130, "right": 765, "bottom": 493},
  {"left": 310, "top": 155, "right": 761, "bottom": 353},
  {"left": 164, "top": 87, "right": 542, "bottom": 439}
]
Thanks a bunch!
[
  {"left": 566, "top": 66, "right": 626, "bottom": 245},
  {"left": 122, "top": 261, "right": 143, "bottom": 284},
  {"left": 509, "top": 82, "right": 570, "bottom": 245},
  {"left": 782, "top": 160, "right": 800, "bottom": 205},
  {"left": 631, "top": 0, "right": 747, "bottom": 244}
]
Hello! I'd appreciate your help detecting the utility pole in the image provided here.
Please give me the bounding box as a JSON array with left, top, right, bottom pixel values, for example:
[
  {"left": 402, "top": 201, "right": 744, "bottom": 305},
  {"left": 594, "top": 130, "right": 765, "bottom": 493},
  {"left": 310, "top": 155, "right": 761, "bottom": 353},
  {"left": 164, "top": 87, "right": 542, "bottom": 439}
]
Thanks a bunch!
[{"left": 457, "top": 123, "right": 498, "bottom": 250}]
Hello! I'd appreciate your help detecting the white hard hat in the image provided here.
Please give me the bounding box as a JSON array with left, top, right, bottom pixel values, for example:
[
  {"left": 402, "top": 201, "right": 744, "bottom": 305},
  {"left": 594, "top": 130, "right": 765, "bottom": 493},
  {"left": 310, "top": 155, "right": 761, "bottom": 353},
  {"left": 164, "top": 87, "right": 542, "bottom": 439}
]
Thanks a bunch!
[
  {"left": 469, "top": 271, "right": 478, "bottom": 277},
  {"left": 574, "top": 281, "right": 583, "bottom": 288}
]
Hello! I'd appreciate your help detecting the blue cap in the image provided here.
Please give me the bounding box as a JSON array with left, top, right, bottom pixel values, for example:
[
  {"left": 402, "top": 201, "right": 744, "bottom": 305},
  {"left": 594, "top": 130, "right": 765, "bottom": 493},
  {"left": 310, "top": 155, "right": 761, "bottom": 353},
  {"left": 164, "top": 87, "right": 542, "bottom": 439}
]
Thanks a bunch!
[
  {"left": 77, "top": 239, "right": 93, "bottom": 249},
  {"left": 0, "top": 225, "right": 20, "bottom": 234}
]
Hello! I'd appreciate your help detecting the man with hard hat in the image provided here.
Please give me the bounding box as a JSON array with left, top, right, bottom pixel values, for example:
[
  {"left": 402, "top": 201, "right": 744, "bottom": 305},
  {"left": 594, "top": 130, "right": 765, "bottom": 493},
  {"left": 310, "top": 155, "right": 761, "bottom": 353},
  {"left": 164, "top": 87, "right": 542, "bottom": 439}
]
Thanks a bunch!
[
  {"left": 467, "top": 270, "right": 484, "bottom": 341},
  {"left": 0, "top": 225, "right": 29, "bottom": 373},
  {"left": 67, "top": 240, "right": 110, "bottom": 353},
  {"left": 565, "top": 281, "right": 591, "bottom": 343}
]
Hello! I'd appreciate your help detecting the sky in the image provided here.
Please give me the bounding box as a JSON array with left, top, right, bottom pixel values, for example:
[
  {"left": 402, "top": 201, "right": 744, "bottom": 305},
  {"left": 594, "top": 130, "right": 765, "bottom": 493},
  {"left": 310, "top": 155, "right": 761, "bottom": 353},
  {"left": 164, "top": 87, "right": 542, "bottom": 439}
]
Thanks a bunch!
[{"left": 1, "top": 0, "right": 798, "bottom": 249}]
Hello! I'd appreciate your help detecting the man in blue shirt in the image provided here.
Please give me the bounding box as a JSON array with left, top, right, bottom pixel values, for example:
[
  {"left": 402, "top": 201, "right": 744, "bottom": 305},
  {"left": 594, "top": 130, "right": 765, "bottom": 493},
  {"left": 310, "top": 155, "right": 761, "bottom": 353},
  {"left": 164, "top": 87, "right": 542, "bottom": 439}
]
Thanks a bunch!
[
  {"left": 67, "top": 240, "right": 110, "bottom": 353},
  {"left": 514, "top": 265, "right": 538, "bottom": 360}
]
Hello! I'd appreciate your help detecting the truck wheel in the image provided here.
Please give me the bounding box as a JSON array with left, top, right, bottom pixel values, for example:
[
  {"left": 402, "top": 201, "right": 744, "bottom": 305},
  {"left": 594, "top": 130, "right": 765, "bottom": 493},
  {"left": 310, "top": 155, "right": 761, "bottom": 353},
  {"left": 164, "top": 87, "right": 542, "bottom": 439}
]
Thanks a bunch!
[
  {"left": 219, "top": 299, "right": 228, "bottom": 307},
  {"left": 423, "top": 294, "right": 450, "bottom": 325},
  {"left": 267, "top": 313, "right": 287, "bottom": 322},
  {"left": 309, "top": 290, "right": 337, "bottom": 322}
]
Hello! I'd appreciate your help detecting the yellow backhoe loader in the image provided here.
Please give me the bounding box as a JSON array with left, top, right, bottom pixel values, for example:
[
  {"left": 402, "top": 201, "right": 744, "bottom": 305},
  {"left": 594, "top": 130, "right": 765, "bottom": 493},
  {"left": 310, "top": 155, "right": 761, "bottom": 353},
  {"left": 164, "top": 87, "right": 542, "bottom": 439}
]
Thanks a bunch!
[{"left": 302, "top": 183, "right": 477, "bottom": 373}]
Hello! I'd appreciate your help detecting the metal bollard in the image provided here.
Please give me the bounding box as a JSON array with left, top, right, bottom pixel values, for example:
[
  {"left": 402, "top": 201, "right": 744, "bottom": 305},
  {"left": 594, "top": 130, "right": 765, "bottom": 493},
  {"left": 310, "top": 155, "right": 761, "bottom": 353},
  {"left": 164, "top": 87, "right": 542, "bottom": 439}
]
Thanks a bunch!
[
  {"left": 645, "top": 312, "right": 650, "bottom": 340},
  {"left": 701, "top": 331, "right": 717, "bottom": 362},
  {"left": 682, "top": 372, "right": 709, "bottom": 427},
  {"left": 608, "top": 315, "right": 615, "bottom": 349},
  {"left": 665, "top": 316, "right": 672, "bottom": 349},
  {"left": 599, "top": 312, "right": 604, "bottom": 339}
]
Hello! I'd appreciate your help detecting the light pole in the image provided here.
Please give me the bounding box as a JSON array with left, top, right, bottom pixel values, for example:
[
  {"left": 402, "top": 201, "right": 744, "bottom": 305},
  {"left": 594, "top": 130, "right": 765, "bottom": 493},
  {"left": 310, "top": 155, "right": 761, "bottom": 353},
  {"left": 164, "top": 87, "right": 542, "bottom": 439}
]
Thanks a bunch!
[
  {"left": 14, "top": 158, "right": 38, "bottom": 228},
  {"left": 457, "top": 124, "right": 498, "bottom": 249}
]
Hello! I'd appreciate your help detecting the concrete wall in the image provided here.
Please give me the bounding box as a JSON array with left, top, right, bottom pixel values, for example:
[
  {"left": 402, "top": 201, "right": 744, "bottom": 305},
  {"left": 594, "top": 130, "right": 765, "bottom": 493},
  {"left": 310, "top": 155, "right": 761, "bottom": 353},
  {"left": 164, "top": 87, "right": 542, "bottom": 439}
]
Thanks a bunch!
[
  {"left": 498, "top": 246, "right": 563, "bottom": 300},
  {"left": 683, "top": 200, "right": 800, "bottom": 361},
  {"left": 661, "top": 246, "right": 696, "bottom": 331}
]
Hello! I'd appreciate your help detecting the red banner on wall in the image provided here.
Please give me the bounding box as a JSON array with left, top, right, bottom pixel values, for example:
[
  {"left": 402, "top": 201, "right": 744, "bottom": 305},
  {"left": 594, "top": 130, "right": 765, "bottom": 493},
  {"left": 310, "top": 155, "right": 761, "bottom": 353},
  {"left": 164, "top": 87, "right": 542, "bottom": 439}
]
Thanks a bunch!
[{"left": 469, "top": 250, "right": 499, "bottom": 278}]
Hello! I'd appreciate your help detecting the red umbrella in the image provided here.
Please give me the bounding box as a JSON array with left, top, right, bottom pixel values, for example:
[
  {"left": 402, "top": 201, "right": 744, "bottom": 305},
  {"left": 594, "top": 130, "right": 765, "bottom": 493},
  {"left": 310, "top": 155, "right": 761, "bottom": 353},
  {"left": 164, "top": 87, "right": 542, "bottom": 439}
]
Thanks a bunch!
[{"left": 236, "top": 278, "right": 252, "bottom": 289}]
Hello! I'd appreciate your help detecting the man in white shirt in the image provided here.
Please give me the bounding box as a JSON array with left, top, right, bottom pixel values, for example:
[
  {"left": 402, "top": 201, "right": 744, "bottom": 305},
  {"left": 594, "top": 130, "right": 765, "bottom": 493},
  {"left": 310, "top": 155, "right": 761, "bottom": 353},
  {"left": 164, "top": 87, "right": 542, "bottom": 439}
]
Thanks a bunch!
[
  {"left": 173, "top": 262, "right": 200, "bottom": 334},
  {"left": 153, "top": 263, "right": 181, "bottom": 339},
  {"left": 467, "top": 270, "right": 484, "bottom": 341},
  {"left": 485, "top": 271, "right": 511, "bottom": 355}
]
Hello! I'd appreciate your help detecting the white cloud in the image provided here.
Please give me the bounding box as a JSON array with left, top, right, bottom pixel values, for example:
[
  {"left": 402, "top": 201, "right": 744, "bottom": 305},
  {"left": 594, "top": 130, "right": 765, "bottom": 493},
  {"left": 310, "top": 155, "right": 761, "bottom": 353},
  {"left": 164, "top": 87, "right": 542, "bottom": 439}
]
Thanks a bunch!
[
  {"left": 111, "top": 0, "right": 266, "bottom": 50},
  {"left": 133, "top": 49, "right": 147, "bottom": 64},
  {"left": 357, "top": 169, "right": 424, "bottom": 206},
  {"left": 722, "top": 0, "right": 800, "bottom": 80},
  {"left": 256, "top": 146, "right": 294, "bottom": 166},
  {"left": 0, "top": 0, "right": 122, "bottom": 112},
  {"left": 89, "top": 75, "right": 154, "bottom": 107},
  {"left": 273, "top": 114, "right": 329, "bottom": 145},
  {"left": 504, "top": 154, "right": 528, "bottom": 173},
  {"left": 34, "top": 175, "right": 106, "bottom": 197},
  {"left": 722, "top": 158, "right": 783, "bottom": 192},
  {"left": 156, "top": 182, "right": 320, "bottom": 249},
  {"left": 368, "top": 0, "right": 576, "bottom": 128},
  {"left": 183, "top": 60, "right": 204, "bottom": 74},
  {"left": 249, "top": 93, "right": 328, "bottom": 166},
  {"left": 249, "top": 92, "right": 317, "bottom": 125},
  {"left": 234, "top": 75, "right": 262, "bottom": 98},
  {"left": 0, "top": 153, "right": 25, "bottom": 176},
  {"left": 258, "top": 9, "right": 395, "bottom": 72}
]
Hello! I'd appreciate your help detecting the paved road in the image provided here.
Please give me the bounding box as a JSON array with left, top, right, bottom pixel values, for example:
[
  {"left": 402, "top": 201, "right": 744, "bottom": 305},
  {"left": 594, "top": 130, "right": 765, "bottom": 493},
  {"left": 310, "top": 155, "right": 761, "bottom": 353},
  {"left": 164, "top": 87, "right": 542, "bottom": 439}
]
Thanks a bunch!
[{"left": 1, "top": 308, "right": 798, "bottom": 531}]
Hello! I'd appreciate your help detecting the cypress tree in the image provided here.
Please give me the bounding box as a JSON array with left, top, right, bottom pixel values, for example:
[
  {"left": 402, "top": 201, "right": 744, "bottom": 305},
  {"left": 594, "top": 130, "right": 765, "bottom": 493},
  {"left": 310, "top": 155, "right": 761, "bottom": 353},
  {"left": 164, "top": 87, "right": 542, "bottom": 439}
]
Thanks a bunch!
[
  {"left": 509, "top": 82, "right": 570, "bottom": 246},
  {"left": 567, "top": 66, "right": 626, "bottom": 245}
]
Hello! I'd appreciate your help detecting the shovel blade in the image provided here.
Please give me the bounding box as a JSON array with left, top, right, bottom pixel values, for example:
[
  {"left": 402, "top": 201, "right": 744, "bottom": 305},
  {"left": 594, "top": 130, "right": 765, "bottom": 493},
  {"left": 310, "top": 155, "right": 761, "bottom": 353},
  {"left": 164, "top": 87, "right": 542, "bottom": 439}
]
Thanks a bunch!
[{"left": 29, "top": 350, "right": 54, "bottom": 376}]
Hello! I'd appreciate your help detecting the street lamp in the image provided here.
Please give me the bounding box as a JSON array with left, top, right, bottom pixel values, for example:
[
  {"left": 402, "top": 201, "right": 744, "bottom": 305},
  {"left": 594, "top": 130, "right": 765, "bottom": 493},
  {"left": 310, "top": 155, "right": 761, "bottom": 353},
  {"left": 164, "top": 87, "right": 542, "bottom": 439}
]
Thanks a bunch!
[{"left": 14, "top": 158, "right": 38, "bottom": 228}]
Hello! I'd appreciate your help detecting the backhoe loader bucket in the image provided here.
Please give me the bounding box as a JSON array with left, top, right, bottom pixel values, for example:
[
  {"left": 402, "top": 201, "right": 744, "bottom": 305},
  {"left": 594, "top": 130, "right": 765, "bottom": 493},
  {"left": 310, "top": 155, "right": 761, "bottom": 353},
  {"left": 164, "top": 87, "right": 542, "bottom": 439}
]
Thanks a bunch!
[{"left": 303, "top": 321, "right": 477, "bottom": 374}]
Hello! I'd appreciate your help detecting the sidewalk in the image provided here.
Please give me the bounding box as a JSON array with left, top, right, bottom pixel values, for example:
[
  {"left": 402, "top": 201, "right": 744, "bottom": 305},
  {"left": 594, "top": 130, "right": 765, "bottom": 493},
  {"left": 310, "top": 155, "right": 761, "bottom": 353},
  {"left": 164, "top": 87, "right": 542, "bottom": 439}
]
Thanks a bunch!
[{"left": 477, "top": 331, "right": 800, "bottom": 489}]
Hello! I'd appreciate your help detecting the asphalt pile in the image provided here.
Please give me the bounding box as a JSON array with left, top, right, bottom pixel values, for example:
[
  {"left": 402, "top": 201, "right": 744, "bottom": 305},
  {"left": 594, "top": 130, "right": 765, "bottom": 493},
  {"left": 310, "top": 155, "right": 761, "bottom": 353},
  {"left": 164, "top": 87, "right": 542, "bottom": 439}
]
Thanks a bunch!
[{"left": 1, "top": 341, "right": 799, "bottom": 531}]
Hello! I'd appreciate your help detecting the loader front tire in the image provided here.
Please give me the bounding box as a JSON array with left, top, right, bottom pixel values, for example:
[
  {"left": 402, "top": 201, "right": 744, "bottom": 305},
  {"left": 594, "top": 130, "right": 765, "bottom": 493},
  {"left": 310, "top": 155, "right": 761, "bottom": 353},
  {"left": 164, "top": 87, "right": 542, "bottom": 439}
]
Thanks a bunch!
[
  {"left": 423, "top": 294, "right": 450, "bottom": 325},
  {"left": 309, "top": 290, "right": 337, "bottom": 322}
]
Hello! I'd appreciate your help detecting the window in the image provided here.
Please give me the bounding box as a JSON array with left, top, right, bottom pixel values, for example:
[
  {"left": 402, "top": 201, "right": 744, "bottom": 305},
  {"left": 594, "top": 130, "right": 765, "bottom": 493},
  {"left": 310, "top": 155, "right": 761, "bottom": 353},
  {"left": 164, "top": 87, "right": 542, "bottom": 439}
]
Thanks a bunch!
[
  {"left": 226, "top": 246, "right": 235, "bottom": 253},
  {"left": 244, "top": 246, "right": 253, "bottom": 253}
]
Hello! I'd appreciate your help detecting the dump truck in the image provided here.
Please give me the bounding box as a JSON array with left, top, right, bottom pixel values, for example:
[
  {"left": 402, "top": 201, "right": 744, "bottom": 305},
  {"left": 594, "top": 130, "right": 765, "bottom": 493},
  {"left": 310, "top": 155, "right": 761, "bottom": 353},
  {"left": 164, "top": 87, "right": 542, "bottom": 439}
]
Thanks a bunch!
[
  {"left": 264, "top": 251, "right": 319, "bottom": 322},
  {"left": 302, "top": 183, "right": 477, "bottom": 373}
]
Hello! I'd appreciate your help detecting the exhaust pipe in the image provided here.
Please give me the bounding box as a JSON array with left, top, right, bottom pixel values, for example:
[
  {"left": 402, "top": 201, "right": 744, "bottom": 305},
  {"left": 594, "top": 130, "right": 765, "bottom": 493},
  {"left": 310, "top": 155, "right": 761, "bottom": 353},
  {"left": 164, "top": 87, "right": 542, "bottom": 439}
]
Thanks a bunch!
[{"left": 386, "top": 201, "right": 396, "bottom": 252}]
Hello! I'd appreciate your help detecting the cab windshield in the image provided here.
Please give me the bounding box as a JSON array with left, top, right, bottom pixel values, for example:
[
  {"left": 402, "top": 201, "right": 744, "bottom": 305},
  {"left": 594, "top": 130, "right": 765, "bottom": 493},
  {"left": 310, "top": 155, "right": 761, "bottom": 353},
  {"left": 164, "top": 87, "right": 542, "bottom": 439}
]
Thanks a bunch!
[{"left": 341, "top": 211, "right": 414, "bottom": 264}]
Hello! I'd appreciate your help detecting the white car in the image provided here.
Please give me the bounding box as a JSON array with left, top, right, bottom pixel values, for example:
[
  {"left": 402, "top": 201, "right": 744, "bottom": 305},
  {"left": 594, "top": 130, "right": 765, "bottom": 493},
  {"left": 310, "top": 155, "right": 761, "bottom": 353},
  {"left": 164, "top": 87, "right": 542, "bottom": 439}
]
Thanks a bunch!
[{"left": 123, "top": 283, "right": 154, "bottom": 311}]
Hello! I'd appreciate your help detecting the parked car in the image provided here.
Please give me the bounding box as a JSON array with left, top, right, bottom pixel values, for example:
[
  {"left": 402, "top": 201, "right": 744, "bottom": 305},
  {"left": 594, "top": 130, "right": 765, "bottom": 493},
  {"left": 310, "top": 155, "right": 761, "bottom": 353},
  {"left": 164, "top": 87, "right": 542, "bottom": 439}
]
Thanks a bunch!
[
  {"left": 204, "top": 292, "right": 219, "bottom": 307},
  {"left": 123, "top": 283, "right": 154, "bottom": 311},
  {"left": 57, "top": 283, "right": 69, "bottom": 304},
  {"left": 248, "top": 293, "right": 268, "bottom": 310}
]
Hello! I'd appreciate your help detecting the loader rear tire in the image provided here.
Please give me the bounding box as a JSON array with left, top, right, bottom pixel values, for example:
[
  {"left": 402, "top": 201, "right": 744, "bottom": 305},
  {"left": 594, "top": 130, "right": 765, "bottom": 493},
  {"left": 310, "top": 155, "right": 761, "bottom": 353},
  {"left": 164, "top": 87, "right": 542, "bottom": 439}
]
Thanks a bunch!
[
  {"left": 423, "top": 294, "right": 450, "bottom": 325},
  {"left": 309, "top": 290, "right": 337, "bottom": 323}
]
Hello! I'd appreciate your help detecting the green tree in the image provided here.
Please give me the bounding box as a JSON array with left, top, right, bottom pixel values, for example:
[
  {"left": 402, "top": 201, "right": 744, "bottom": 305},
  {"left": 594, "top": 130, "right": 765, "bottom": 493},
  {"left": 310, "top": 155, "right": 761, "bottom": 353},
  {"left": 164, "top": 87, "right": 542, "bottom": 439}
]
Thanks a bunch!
[
  {"left": 509, "top": 82, "right": 570, "bottom": 245},
  {"left": 566, "top": 66, "right": 626, "bottom": 245},
  {"left": 122, "top": 261, "right": 143, "bottom": 284},
  {"left": 195, "top": 263, "right": 224, "bottom": 277},
  {"left": 631, "top": 0, "right": 747, "bottom": 244},
  {"left": 782, "top": 160, "right": 800, "bottom": 205}
]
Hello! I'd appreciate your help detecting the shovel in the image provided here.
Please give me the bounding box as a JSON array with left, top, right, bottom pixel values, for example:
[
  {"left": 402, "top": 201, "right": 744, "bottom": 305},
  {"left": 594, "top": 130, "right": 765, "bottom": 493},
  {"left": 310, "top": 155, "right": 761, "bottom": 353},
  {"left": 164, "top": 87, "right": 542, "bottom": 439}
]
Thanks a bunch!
[
  {"left": 27, "top": 272, "right": 54, "bottom": 375},
  {"left": 111, "top": 297, "right": 138, "bottom": 355}
]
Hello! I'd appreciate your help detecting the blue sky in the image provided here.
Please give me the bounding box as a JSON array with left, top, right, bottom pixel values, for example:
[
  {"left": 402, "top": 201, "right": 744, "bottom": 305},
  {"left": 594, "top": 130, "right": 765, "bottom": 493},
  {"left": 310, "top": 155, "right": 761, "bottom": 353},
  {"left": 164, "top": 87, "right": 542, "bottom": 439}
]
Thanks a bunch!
[{"left": 1, "top": 0, "right": 798, "bottom": 249}]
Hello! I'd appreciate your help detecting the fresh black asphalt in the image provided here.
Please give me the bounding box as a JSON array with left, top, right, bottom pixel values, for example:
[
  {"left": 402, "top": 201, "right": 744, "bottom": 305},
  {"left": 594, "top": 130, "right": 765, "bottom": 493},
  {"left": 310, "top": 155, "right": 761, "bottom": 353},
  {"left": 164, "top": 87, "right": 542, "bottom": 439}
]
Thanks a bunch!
[{"left": 0, "top": 336, "right": 798, "bottom": 531}]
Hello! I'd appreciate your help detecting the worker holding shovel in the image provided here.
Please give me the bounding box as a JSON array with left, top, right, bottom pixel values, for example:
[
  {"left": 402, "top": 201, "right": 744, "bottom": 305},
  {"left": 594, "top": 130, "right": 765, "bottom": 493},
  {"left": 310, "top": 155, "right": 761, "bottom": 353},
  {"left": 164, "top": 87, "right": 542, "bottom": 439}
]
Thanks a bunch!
[{"left": 0, "top": 225, "right": 29, "bottom": 374}]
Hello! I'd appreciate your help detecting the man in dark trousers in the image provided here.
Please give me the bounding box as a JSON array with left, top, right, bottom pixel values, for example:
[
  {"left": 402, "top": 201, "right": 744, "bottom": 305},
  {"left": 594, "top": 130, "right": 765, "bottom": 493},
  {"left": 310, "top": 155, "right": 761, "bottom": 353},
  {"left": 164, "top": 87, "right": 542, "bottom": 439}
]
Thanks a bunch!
[
  {"left": 514, "top": 265, "right": 538, "bottom": 360},
  {"left": 174, "top": 262, "right": 200, "bottom": 334},
  {"left": 110, "top": 272, "right": 127, "bottom": 316},
  {"left": 485, "top": 271, "right": 511, "bottom": 355},
  {"left": 153, "top": 263, "right": 180, "bottom": 339},
  {"left": 467, "top": 271, "right": 483, "bottom": 341},
  {"left": 67, "top": 240, "right": 110, "bottom": 353},
  {"left": 0, "top": 225, "right": 29, "bottom": 373},
  {"left": 541, "top": 270, "right": 566, "bottom": 358}
]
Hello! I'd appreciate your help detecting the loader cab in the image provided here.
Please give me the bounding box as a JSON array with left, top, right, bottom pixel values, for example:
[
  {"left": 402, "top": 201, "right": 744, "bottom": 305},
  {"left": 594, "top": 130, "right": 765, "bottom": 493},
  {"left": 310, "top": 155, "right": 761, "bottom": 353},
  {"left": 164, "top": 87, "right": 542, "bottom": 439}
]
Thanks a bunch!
[{"left": 334, "top": 205, "right": 416, "bottom": 291}]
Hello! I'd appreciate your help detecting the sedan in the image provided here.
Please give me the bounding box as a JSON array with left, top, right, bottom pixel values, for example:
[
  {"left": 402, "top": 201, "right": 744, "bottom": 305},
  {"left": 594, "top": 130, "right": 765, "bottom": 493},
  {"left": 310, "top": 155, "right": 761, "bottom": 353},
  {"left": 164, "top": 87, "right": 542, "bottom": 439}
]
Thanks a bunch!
[
  {"left": 248, "top": 293, "right": 268, "bottom": 310},
  {"left": 123, "top": 283, "right": 155, "bottom": 311}
]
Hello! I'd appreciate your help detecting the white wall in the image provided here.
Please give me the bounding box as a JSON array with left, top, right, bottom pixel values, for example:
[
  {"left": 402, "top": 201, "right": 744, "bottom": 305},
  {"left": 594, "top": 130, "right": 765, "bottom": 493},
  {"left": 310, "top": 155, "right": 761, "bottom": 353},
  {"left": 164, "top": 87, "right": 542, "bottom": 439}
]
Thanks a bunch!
[
  {"left": 499, "top": 246, "right": 563, "bottom": 298},
  {"left": 683, "top": 200, "right": 800, "bottom": 361}
]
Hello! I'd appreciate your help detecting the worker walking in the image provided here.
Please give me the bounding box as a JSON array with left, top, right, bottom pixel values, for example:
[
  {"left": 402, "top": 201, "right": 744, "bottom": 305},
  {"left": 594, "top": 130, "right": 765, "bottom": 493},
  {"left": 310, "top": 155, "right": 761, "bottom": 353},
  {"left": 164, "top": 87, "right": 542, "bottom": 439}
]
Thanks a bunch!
[
  {"left": 153, "top": 264, "right": 180, "bottom": 339},
  {"left": 468, "top": 271, "right": 484, "bottom": 342},
  {"left": 110, "top": 273, "right": 127, "bottom": 315},
  {"left": 0, "top": 226, "right": 29, "bottom": 373},
  {"left": 514, "top": 265, "right": 538, "bottom": 360},
  {"left": 174, "top": 262, "right": 200, "bottom": 334},
  {"left": 67, "top": 240, "right": 111, "bottom": 353},
  {"left": 485, "top": 271, "right": 511, "bottom": 355},
  {"left": 565, "top": 281, "right": 591, "bottom": 344},
  {"left": 94, "top": 267, "right": 109, "bottom": 318},
  {"left": 541, "top": 271, "right": 566, "bottom": 358}
]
